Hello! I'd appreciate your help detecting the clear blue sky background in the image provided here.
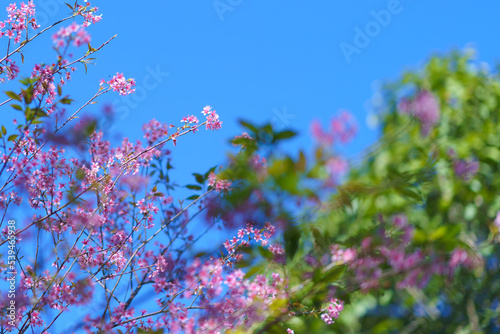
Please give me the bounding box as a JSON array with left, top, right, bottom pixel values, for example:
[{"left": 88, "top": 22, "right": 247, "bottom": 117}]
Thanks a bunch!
[{"left": 14, "top": 0, "right": 500, "bottom": 185}]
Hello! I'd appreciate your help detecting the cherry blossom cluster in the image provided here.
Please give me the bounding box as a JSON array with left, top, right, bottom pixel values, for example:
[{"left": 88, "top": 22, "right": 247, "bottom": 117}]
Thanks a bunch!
[
  {"left": 250, "top": 154, "right": 267, "bottom": 170},
  {"left": 453, "top": 158, "right": 479, "bottom": 181},
  {"left": 320, "top": 298, "right": 344, "bottom": 325},
  {"left": 447, "top": 148, "right": 480, "bottom": 181},
  {"left": 347, "top": 214, "right": 479, "bottom": 291},
  {"left": 29, "top": 61, "right": 77, "bottom": 114},
  {"left": 181, "top": 115, "right": 199, "bottom": 125},
  {"left": 52, "top": 22, "right": 91, "bottom": 48},
  {"left": 269, "top": 242, "right": 285, "bottom": 255},
  {"left": 330, "top": 244, "right": 357, "bottom": 264},
  {"left": 0, "top": 58, "right": 20, "bottom": 82},
  {"left": 0, "top": 1, "right": 233, "bottom": 333},
  {"left": 0, "top": 1, "right": 38, "bottom": 43},
  {"left": 142, "top": 118, "right": 169, "bottom": 144},
  {"left": 399, "top": 90, "right": 440, "bottom": 136},
  {"left": 101, "top": 72, "right": 136, "bottom": 96},
  {"left": 202, "top": 105, "right": 222, "bottom": 130},
  {"left": 310, "top": 110, "right": 357, "bottom": 146},
  {"left": 76, "top": 0, "right": 102, "bottom": 27},
  {"left": 208, "top": 171, "right": 232, "bottom": 192},
  {"left": 223, "top": 222, "right": 276, "bottom": 258},
  {"left": 195, "top": 267, "right": 289, "bottom": 332},
  {"left": 31, "top": 64, "right": 58, "bottom": 111},
  {"left": 325, "top": 156, "right": 349, "bottom": 185}
]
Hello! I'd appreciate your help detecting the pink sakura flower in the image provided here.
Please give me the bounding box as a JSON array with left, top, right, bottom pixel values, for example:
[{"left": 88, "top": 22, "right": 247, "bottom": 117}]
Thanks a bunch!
[
  {"left": 251, "top": 154, "right": 267, "bottom": 169},
  {"left": 74, "top": 28, "right": 91, "bottom": 46},
  {"left": 149, "top": 255, "right": 169, "bottom": 278},
  {"left": 208, "top": 172, "right": 231, "bottom": 192},
  {"left": 330, "top": 245, "right": 356, "bottom": 264},
  {"left": 310, "top": 120, "right": 334, "bottom": 146},
  {"left": 234, "top": 132, "right": 252, "bottom": 140},
  {"left": 201, "top": 106, "right": 222, "bottom": 130},
  {"left": 142, "top": 119, "right": 168, "bottom": 143},
  {"left": 287, "top": 329, "right": 294, "bottom": 334},
  {"left": 107, "top": 73, "right": 135, "bottom": 95},
  {"left": 269, "top": 243, "right": 285, "bottom": 255},
  {"left": 201, "top": 105, "right": 212, "bottom": 115},
  {"left": 223, "top": 222, "right": 277, "bottom": 263},
  {"left": 449, "top": 248, "right": 475, "bottom": 271},
  {"left": 0, "top": 1, "right": 38, "bottom": 43},
  {"left": 78, "top": 1, "right": 103, "bottom": 27},
  {"left": 0, "top": 58, "right": 20, "bottom": 82},
  {"left": 104, "top": 72, "right": 136, "bottom": 95},
  {"left": 326, "top": 157, "right": 349, "bottom": 180},
  {"left": 31, "top": 311, "right": 44, "bottom": 327},
  {"left": 310, "top": 110, "right": 357, "bottom": 146},
  {"left": 161, "top": 195, "right": 173, "bottom": 206},
  {"left": 181, "top": 115, "right": 199, "bottom": 124},
  {"left": 399, "top": 90, "right": 440, "bottom": 136},
  {"left": 321, "top": 298, "right": 344, "bottom": 325},
  {"left": 453, "top": 158, "right": 479, "bottom": 181},
  {"left": 332, "top": 110, "right": 357, "bottom": 143},
  {"left": 52, "top": 22, "right": 90, "bottom": 48},
  {"left": 224, "top": 269, "right": 245, "bottom": 288}
]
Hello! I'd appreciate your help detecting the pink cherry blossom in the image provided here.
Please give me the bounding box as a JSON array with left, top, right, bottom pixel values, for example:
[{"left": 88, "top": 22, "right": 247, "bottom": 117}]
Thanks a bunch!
[
  {"left": 399, "top": 90, "right": 440, "bottom": 136},
  {"left": 103, "top": 72, "right": 136, "bottom": 95}
]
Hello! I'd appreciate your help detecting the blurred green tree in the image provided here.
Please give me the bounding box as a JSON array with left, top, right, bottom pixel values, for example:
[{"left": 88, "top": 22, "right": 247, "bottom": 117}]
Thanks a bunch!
[{"left": 214, "top": 50, "right": 500, "bottom": 333}]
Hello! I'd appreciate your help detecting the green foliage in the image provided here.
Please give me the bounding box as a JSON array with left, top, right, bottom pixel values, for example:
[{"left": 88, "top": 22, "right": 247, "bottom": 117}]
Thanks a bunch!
[{"left": 222, "top": 50, "right": 500, "bottom": 333}]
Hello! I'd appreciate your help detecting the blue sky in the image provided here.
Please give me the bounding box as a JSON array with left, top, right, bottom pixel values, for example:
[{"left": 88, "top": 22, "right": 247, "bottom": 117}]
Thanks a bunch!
[{"left": 13, "top": 0, "right": 500, "bottom": 185}]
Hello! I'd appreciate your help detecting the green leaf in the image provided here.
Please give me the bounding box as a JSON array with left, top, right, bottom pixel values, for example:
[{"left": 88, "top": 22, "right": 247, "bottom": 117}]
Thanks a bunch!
[
  {"left": 284, "top": 225, "right": 301, "bottom": 260},
  {"left": 186, "top": 195, "right": 200, "bottom": 200},
  {"left": 243, "top": 265, "right": 263, "bottom": 279},
  {"left": 10, "top": 104, "right": 22, "bottom": 111},
  {"left": 185, "top": 184, "right": 202, "bottom": 190},
  {"left": 7, "top": 134, "right": 18, "bottom": 142},
  {"left": 23, "top": 88, "right": 33, "bottom": 104},
  {"left": 60, "top": 97, "right": 74, "bottom": 105},
  {"left": 322, "top": 265, "right": 346, "bottom": 283},
  {"left": 257, "top": 246, "right": 273, "bottom": 261},
  {"left": 5, "top": 91, "right": 21, "bottom": 102},
  {"left": 311, "top": 227, "right": 327, "bottom": 249},
  {"left": 274, "top": 130, "right": 297, "bottom": 141},
  {"left": 32, "top": 108, "right": 49, "bottom": 118},
  {"left": 397, "top": 188, "right": 421, "bottom": 201},
  {"left": 193, "top": 173, "right": 204, "bottom": 184},
  {"left": 235, "top": 260, "right": 250, "bottom": 269},
  {"left": 239, "top": 119, "right": 258, "bottom": 134}
]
